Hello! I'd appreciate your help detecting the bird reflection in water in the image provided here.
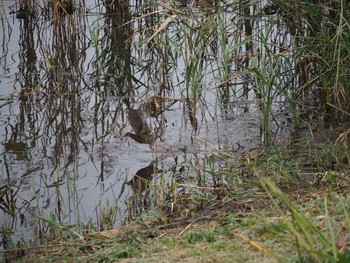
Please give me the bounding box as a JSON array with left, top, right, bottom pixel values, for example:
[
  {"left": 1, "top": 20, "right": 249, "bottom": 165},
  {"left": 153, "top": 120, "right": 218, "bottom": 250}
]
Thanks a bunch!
[{"left": 126, "top": 161, "right": 156, "bottom": 193}]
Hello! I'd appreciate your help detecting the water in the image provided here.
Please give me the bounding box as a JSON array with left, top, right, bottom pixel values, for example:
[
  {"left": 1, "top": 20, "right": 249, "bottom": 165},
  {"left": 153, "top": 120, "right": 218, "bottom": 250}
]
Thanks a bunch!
[{"left": 0, "top": 0, "right": 293, "bottom": 248}]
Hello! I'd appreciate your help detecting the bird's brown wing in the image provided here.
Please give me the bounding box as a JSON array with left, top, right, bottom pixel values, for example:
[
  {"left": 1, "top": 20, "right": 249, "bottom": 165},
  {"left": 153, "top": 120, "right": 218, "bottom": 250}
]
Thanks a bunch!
[{"left": 128, "top": 109, "right": 144, "bottom": 135}]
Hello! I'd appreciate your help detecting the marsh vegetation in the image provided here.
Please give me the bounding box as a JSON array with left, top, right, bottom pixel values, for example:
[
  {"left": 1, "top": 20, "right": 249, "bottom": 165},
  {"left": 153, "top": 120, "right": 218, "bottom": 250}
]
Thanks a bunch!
[{"left": 0, "top": 0, "right": 350, "bottom": 261}]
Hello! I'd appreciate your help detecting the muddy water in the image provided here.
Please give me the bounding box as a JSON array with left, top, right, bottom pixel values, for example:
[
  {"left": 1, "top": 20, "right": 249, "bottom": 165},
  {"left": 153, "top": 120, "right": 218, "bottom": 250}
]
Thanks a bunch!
[{"left": 0, "top": 0, "right": 292, "bottom": 245}]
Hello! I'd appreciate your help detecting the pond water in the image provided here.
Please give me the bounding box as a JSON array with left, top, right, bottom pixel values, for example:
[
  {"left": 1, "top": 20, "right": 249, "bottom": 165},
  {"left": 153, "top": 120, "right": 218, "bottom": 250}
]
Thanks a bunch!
[{"left": 0, "top": 0, "right": 293, "bottom": 247}]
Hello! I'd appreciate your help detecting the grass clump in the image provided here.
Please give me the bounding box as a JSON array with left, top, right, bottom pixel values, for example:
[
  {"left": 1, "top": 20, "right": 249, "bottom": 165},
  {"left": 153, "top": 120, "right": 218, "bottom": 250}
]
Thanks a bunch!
[
  {"left": 187, "top": 230, "right": 216, "bottom": 243},
  {"left": 256, "top": 221, "right": 288, "bottom": 239}
]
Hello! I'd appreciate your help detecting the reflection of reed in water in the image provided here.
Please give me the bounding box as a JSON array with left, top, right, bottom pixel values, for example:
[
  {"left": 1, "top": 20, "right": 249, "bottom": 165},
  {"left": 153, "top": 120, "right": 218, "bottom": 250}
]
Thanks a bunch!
[
  {"left": 140, "top": 96, "right": 181, "bottom": 118},
  {"left": 47, "top": 0, "right": 75, "bottom": 16},
  {"left": 2, "top": 141, "right": 26, "bottom": 151},
  {"left": 126, "top": 161, "right": 155, "bottom": 193}
]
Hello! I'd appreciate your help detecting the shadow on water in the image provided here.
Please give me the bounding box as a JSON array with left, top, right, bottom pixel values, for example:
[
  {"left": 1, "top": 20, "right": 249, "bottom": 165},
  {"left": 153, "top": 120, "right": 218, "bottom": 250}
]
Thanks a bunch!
[{"left": 0, "top": 0, "right": 321, "bottom": 251}]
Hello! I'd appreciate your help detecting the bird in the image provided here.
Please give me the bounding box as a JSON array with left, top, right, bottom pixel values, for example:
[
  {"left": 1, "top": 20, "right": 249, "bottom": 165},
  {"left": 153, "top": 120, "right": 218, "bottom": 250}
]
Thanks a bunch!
[
  {"left": 124, "top": 96, "right": 181, "bottom": 146},
  {"left": 124, "top": 108, "right": 157, "bottom": 146}
]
